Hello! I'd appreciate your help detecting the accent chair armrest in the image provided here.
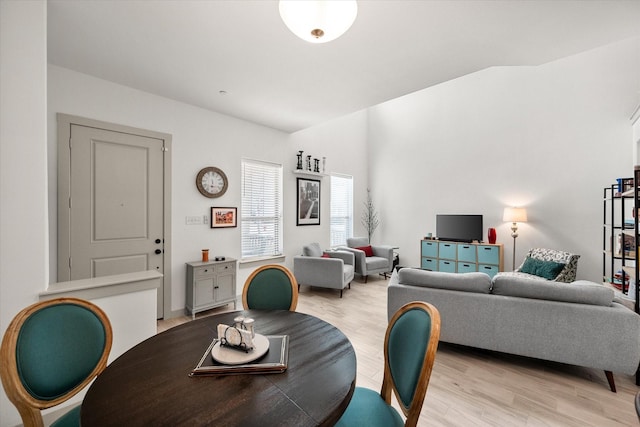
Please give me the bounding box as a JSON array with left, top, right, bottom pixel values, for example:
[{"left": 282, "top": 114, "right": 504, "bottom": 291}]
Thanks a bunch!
[
  {"left": 371, "top": 245, "right": 394, "bottom": 265},
  {"left": 327, "top": 250, "right": 355, "bottom": 266},
  {"left": 338, "top": 247, "right": 366, "bottom": 275},
  {"left": 293, "top": 255, "right": 345, "bottom": 287}
]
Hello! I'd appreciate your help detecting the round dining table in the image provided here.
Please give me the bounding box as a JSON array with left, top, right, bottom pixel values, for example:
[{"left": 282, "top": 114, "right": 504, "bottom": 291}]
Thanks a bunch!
[{"left": 81, "top": 310, "right": 357, "bottom": 426}]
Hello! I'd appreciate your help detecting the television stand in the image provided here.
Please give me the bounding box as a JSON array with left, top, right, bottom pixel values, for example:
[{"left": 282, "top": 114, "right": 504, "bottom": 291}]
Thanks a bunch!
[{"left": 420, "top": 239, "right": 504, "bottom": 278}]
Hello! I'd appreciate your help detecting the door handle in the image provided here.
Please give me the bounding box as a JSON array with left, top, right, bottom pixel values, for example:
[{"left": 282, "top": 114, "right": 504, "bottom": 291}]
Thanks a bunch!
[{"left": 155, "top": 249, "right": 162, "bottom": 254}]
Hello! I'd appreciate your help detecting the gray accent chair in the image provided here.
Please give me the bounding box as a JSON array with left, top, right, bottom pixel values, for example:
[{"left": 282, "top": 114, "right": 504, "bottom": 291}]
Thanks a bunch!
[
  {"left": 293, "top": 243, "right": 355, "bottom": 297},
  {"left": 341, "top": 237, "right": 394, "bottom": 283}
]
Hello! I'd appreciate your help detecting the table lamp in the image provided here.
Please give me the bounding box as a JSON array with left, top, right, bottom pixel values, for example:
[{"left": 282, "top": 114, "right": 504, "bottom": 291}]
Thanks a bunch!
[{"left": 503, "top": 207, "right": 528, "bottom": 270}]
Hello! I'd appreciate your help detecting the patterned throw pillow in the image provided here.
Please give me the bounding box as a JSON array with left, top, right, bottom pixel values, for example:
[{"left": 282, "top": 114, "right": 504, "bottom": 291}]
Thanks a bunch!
[{"left": 516, "top": 248, "right": 580, "bottom": 282}]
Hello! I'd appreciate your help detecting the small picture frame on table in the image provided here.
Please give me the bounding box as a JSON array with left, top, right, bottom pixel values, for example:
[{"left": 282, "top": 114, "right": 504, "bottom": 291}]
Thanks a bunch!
[{"left": 211, "top": 207, "right": 237, "bottom": 228}]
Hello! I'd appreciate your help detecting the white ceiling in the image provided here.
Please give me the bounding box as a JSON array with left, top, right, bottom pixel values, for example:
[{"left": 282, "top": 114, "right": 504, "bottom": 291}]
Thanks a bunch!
[{"left": 47, "top": 0, "right": 640, "bottom": 133}]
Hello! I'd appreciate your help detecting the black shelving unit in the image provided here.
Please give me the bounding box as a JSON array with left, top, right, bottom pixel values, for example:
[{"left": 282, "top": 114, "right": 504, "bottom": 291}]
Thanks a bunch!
[
  {"left": 634, "top": 167, "right": 640, "bottom": 313},
  {"left": 603, "top": 178, "right": 635, "bottom": 296}
]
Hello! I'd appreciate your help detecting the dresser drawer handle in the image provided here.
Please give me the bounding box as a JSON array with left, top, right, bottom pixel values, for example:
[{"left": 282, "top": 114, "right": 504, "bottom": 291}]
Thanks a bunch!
[{"left": 483, "top": 247, "right": 492, "bottom": 251}]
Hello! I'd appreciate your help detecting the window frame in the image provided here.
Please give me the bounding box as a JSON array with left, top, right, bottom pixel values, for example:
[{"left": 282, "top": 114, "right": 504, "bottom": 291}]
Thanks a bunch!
[
  {"left": 240, "top": 158, "right": 284, "bottom": 261},
  {"left": 329, "top": 173, "right": 354, "bottom": 248}
]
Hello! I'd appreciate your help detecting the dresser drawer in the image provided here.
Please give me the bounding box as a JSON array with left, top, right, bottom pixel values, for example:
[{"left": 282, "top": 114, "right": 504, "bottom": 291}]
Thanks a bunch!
[
  {"left": 438, "top": 242, "right": 456, "bottom": 260},
  {"left": 421, "top": 240, "right": 438, "bottom": 258},
  {"left": 477, "top": 245, "right": 500, "bottom": 265},
  {"left": 457, "top": 262, "right": 477, "bottom": 274},
  {"left": 438, "top": 259, "right": 456, "bottom": 273},
  {"left": 421, "top": 257, "right": 437, "bottom": 270},
  {"left": 457, "top": 244, "right": 476, "bottom": 263},
  {"left": 216, "top": 262, "right": 235, "bottom": 273},
  {"left": 479, "top": 264, "right": 499, "bottom": 278},
  {"left": 193, "top": 266, "right": 215, "bottom": 279}
]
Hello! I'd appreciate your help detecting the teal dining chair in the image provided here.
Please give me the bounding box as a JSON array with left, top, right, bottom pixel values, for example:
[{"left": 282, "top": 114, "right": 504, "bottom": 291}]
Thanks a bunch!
[
  {"left": 242, "top": 264, "right": 299, "bottom": 311},
  {"left": 0, "top": 297, "right": 112, "bottom": 427},
  {"left": 335, "top": 301, "right": 441, "bottom": 427}
]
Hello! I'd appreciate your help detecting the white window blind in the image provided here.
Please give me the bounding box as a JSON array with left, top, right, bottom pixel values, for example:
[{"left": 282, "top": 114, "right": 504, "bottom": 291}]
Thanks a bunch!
[
  {"left": 330, "top": 174, "right": 353, "bottom": 247},
  {"left": 241, "top": 159, "right": 283, "bottom": 259}
]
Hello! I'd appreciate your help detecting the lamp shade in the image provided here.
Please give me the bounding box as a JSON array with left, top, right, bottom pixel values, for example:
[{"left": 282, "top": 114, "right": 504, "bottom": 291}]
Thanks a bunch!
[
  {"left": 279, "top": 0, "right": 358, "bottom": 44},
  {"left": 503, "top": 207, "right": 528, "bottom": 223}
]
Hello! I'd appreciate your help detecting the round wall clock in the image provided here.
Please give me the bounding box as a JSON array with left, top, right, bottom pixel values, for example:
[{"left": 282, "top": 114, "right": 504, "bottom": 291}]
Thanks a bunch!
[{"left": 196, "top": 166, "right": 228, "bottom": 198}]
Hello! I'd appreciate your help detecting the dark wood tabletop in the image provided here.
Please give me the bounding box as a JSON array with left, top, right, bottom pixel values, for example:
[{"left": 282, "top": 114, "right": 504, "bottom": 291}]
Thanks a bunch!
[{"left": 80, "top": 310, "right": 357, "bottom": 427}]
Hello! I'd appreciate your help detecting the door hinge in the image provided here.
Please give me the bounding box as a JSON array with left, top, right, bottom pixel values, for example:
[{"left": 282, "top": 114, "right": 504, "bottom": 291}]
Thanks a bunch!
[
  {"left": 68, "top": 257, "right": 72, "bottom": 268},
  {"left": 69, "top": 197, "right": 72, "bottom": 208},
  {"left": 162, "top": 147, "right": 169, "bottom": 152},
  {"left": 69, "top": 136, "right": 72, "bottom": 149}
]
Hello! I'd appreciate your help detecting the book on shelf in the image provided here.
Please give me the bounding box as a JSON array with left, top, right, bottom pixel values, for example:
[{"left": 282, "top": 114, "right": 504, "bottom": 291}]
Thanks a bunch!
[{"left": 615, "top": 232, "right": 636, "bottom": 257}]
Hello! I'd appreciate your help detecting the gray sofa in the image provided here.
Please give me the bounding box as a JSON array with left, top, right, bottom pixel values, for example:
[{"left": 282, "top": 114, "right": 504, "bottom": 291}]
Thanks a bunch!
[{"left": 388, "top": 268, "right": 640, "bottom": 391}]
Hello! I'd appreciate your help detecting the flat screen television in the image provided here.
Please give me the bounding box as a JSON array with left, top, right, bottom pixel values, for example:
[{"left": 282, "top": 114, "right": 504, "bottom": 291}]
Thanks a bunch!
[{"left": 436, "top": 214, "right": 483, "bottom": 243}]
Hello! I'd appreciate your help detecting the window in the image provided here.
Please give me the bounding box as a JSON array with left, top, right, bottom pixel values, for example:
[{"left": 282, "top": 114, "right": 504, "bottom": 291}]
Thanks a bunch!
[
  {"left": 241, "top": 159, "right": 283, "bottom": 260},
  {"left": 330, "top": 174, "right": 353, "bottom": 247}
]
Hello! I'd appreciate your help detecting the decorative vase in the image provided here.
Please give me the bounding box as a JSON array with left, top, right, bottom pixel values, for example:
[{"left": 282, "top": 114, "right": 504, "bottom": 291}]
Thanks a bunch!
[{"left": 488, "top": 228, "right": 497, "bottom": 244}]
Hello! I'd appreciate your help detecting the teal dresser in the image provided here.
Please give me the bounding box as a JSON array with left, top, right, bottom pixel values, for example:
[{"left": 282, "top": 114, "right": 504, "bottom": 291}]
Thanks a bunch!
[{"left": 420, "top": 240, "right": 503, "bottom": 278}]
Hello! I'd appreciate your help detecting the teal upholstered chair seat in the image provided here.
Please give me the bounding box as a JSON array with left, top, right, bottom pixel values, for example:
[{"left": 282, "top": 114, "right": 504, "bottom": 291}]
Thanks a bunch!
[
  {"left": 337, "top": 387, "right": 404, "bottom": 426},
  {"left": 242, "top": 264, "right": 298, "bottom": 310},
  {"left": 336, "top": 302, "right": 440, "bottom": 427},
  {"left": 0, "top": 297, "right": 112, "bottom": 427}
]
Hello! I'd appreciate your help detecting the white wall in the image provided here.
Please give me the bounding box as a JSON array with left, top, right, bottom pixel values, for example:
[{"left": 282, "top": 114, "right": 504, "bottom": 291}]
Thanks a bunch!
[
  {"left": 366, "top": 37, "right": 640, "bottom": 281},
  {"left": 0, "top": 2, "right": 48, "bottom": 425},
  {"left": 47, "top": 65, "right": 369, "bottom": 315}
]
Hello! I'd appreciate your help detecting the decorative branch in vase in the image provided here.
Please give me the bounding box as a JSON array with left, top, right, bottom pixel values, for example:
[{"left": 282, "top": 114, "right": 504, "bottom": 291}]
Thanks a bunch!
[{"left": 361, "top": 189, "right": 380, "bottom": 244}]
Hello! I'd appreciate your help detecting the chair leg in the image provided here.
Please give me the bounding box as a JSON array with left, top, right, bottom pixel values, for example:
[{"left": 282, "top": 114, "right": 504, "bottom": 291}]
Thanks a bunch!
[
  {"left": 605, "top": 370, "right": 616, "bottom": 392},
  {"left": 348, "top": 282, "right": 351, "bottom": 289},
  {"left": 340, "top": 289, "right": 343, "bottom": 298}
]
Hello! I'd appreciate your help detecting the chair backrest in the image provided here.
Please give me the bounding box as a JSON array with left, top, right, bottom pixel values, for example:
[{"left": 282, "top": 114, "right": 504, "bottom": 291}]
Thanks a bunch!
[
  {"left": 0, "top": 297, "right": 112, "bottom": 427},
  {"left": 347, "top": 237, "right": 368, "bottom": 248},
  {"left": 242, "top": 264, "right": 298, "bottom": 311},
  {"left": 302, "top": 242, "right": 323, "bottom": 257},
  {"left": 381, "top": 301, "right": 440, "bottom": 427}
]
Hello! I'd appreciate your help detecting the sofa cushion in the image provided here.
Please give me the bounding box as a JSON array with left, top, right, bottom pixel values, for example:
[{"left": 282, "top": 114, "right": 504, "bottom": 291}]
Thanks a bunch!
[
  {"left": 397, "top": 268, "right": 492, "bottom": 294},
  {"left": 491, "top": 274, "right": 613, "bottom": 306},
  {"left": 519, "top": 256, "right": 566, "bottom": 280},
  {"left": 302, "top": 242, "right": 323, "bottom": 257},
  {"left": 356, "top": 245, "right": 374, "bottom": 257}
]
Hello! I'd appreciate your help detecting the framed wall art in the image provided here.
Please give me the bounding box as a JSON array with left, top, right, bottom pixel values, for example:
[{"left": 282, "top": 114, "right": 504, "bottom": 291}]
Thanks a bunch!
[
  {"left": 297, "top": 178, "right": 320, "bottom": 226},
  {"left": 211, "top": 207, "right": 237, "bottom": 228}
]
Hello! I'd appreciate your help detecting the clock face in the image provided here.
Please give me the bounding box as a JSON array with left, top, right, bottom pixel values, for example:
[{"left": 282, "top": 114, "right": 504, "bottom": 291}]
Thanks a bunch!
[{"left": 196, "top": 167, "right": 228, "bottom": 198}]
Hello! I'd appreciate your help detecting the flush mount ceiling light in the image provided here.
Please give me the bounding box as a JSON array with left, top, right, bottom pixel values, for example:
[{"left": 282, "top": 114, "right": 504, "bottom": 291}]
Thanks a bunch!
[{"left": 279, "top": 0, "right": 358, "bottom": 44}]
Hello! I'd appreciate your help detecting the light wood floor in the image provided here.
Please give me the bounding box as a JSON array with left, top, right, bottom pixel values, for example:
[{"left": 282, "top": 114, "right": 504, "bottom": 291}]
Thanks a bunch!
[{"left": 158, "top": 275, "right": 640, "bottom": 426}]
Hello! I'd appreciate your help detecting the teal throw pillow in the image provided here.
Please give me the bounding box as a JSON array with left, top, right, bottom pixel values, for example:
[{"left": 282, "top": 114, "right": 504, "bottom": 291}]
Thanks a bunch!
[{"left": 520, "top": 256, "right": 566, "bottom": 280}]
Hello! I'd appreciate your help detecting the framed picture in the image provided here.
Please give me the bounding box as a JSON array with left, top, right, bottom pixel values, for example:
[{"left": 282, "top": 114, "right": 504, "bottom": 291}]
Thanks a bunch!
[
  {"left": 211, "top": 207, "right": 237, "bottom": 228},
  {"left": 297, "top": 178, "right": 320, "bottom": 226}
]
